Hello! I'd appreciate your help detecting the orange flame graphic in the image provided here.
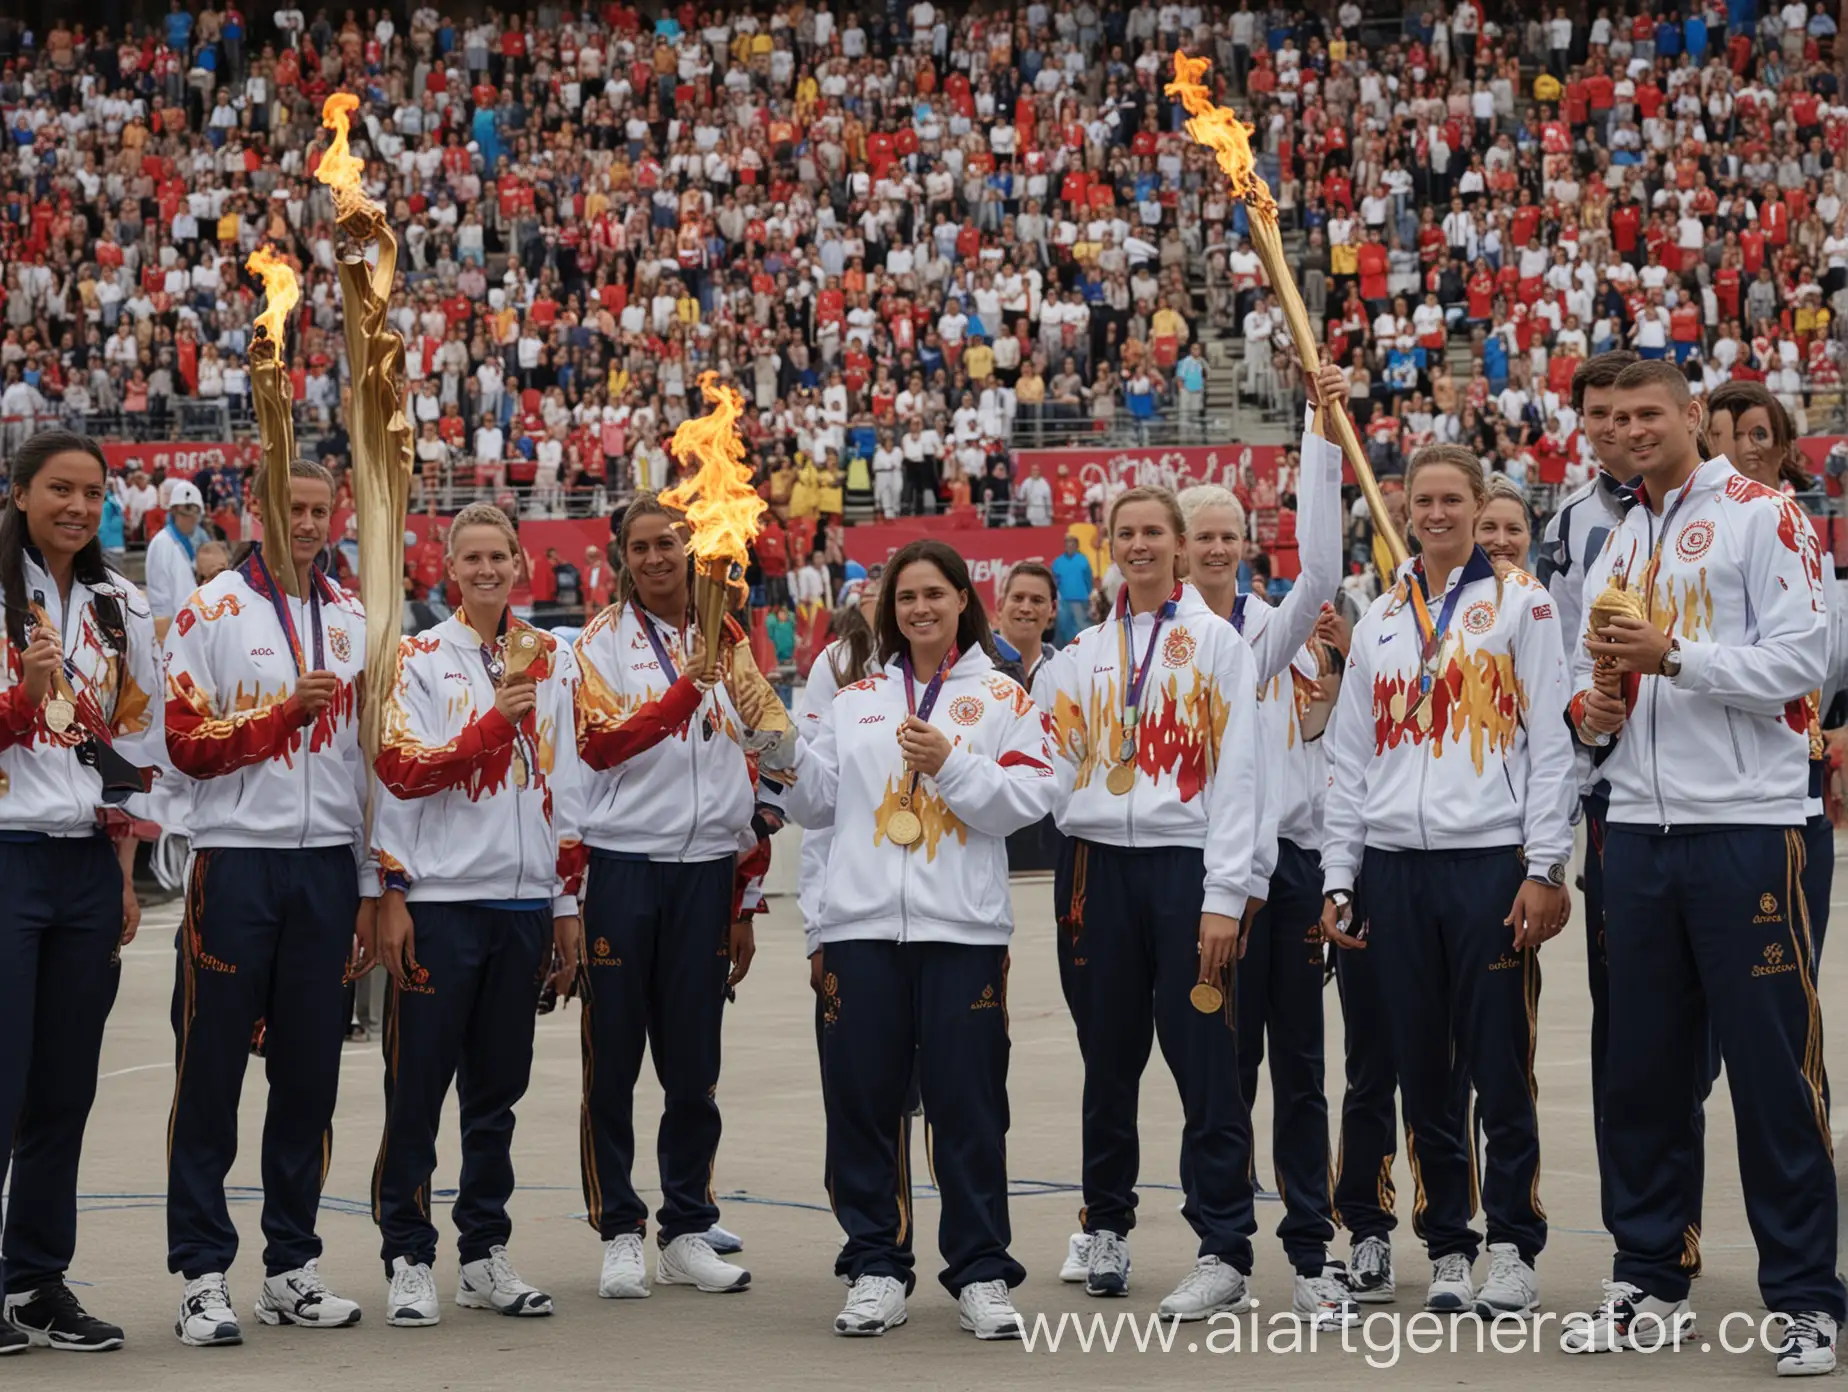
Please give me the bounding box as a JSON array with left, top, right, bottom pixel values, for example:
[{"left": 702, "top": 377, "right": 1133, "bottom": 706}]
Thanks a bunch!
[
  {"left": 1165, "top": 52, "right": 1276, "bottom": 218},
  {"left": 661, "top": 372, "right": 766, "bottom": 570},
  {"left": 315, "top": 92, "right": 369, "bottom": 207},
  {"left": 245, "top": 246, "right": 299, "bottom": 345}
]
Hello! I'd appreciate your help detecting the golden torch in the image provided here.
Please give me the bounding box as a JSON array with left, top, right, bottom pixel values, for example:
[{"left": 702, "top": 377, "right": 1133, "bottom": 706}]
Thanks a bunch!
[
  {"left": 1587, "top": 574, "right": 1648, "bottom": 697},
  {"left": 1167, "top": 52, "right": 1409, "bottom": 572},
  {"left": 315, "top": 91, "right": 414, "bottom": 764},
  {"left": 660, "top": 373, "right": 791, "bottom": 736},
  {"left": 246, "top": 246, "right": 302, "bottom": 599}
]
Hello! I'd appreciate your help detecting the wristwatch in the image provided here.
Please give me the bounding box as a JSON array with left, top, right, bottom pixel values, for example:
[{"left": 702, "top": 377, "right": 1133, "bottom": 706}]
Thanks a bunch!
[
  {"left": 1536, "top": 862, "right": 1567, "bottom": 887},
  {"left": 1658, "top": 639, "right": 1683, "bottom": 679},
  {"left": 1328, "top": 889, "right": 1353, "bottom": 911}
]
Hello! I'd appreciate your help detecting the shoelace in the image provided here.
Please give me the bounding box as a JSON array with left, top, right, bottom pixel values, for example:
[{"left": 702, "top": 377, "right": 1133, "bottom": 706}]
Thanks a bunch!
[
  {"left": 1091, "top": 1232, "right": 1128, "bottom": 1273},
  {"left": 1782, "top": 1312, "right": 1833, "bottom": 1350},
  {"left": 1486, "top": 1248, "right": 1526, "bottom": 1287},
  {"left": 964, "top": 1279, "right": 1013, "bottom": 1314},
  {"left": 1433, "top": 1253, "right": 1471, "bottom": 1285},
  {"left": 188, "top": 1275, "right": 232, "bottom": 1313},
  {"left": 38, "top": 1284, "right": 90, "bottom": 1321},
  {"left": 1306, "top": 1273, "right": 1354, "bottom": 1307},
  {"left": 487, "top": 1249, "right": 532, "bottom": 1293},
  {"left": 1173, "top": 1258, "right": 1229, "bottom": 1298},
  {"left": 293, "top": 1260, "right": 334, "bottom": 1301},
  {"left": 394, "top": 1265, "right": 437, "bottom": 1302},
  {"left": 844, "top": 1276, "right": 900, "bottom": 1316},
  {"left": 1593, "top": 1278, "right": 1644, "bottom": 1319},
  {"left": 1352, "top": 1238, "right": 1388, "bottom": 1281}
]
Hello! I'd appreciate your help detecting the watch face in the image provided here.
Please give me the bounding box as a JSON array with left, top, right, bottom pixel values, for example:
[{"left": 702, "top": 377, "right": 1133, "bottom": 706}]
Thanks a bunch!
[{"left": 1547, "top": 863, "right": 1567, "bottom": 886}]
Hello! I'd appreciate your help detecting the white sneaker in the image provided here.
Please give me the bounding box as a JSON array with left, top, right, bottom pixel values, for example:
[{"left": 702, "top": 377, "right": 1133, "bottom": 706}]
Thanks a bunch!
[
  {"left": 1059, "top": 1232, "right": 1091, "bottom": 1283},
  {"left": 253, "top": 1260, "right": 361, "bottom": 1329},
  {"left": 1426, "top": 1252, "right": 1474, "bottom": 1312},
  {"left": 1293, "top": 1262, "right": 1362, "bottom": 1329},
  {"left": 1774, "top": 1312, "right": 1838, "bottom": 1376},
  {"left": 1158, "top": 1256, "right": 1251, "bottom": 1322},
  {"left": 1348, "top": 1235, "right": 1396, "bottom": 1303},
  {"left": 705, "top": 1224, "right": 744, "bottom": 1255},
  {"left": 456, "top": 1246, "right": 553, "bottom": 1317},
  {"left": 656, "top": 1234, "right": 751, "bottom": 1293},
  {"left": 834, "top": 1274, "right": 907, "bottom": 1336},
  {"left": 175, "top": 1273, "right": 242, "bottom": 1347},
  {"left": 1084, "top": 1231, "right": 1131, "bottom": 1298},
  {"left": 1473, "top": 1243, "right": 1538, "bottom": 1317},
  {"left": 1560, "top": 1279, "right": 1697, "bottom": 1353},
  {"left": 598, "top": 1234, "right": 650, "bottom": 1299},
  {"left": 384, "top": 1257, "right": 439, "bottom": 1328},
  {"left": 958, "top": 1279, "right": 1024, "bottom": 1340}
]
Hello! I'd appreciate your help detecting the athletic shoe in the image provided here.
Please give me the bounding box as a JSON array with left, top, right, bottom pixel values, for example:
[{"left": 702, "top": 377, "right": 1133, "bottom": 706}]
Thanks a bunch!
[
  {"left": 598, "top": 1234, "right": 649, "bottom": 1299},
  {"left": 0, "top": 1326, "right": 26, "bottom": 1356},
  {"left": 1293, "top": 1262, "right": 1362, "bottom": 1329},
  {"left": 383, "top": 1257, "right": 440, "bottom": 1328},
  {"left": 175, "top": 1273, "right": 242, "bottom": 1347},
  {"left": 4, "top": 1282, "right": 124, "bottom": 1351},
  {"left": 1773, "top": 1311, "right": 1837, "bottom": 1376},
  {"left": 834, "top": 1275, "right": 907, "bottom": 1336},
  {"left": 705, "top": 1224, "right": 744, "bottom": 1256},
  {"left": 1059, "top": 1232, "right": 1091, "bottom": 1283},
  {"left": 456, "top": 1247, "right": 553, "bottom": 1317},
  {"left": 1085, "top": 1231, "right": 1131, "bottom": 1298},
  {"left": 656, "top": 1234, "right": 750, "bottom": 1293},
  {"left": 1560, "top": 1280, "right": 1696, "bottom": 1353},
  {"left": 1473, "top": 1243, "right": 1539, "bottom": 1318},
  {"left": 958, "top": 1279, "right": 1024, "bottom": 1340},
  {"left": 254, "top": 1260, "right": 362, "bottom": 1328},
  {"left": 1425, "top": 1252, "right": 1474, "bottom": 1312},
  {"left": 1158, "top": 1256, "right": 1252, "bottom": 1322},
  {"left": 1349, "top": 1234, "right": 1395, "bottom": 1303}
]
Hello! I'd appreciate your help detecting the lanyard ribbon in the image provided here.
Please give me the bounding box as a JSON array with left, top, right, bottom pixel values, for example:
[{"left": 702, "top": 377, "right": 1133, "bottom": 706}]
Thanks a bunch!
[
  {"left": 634, "top": 600, "right": 714, "bottom": 738},
  {"left": 1405, "top": 546, "right": 1493, "bottom": 694},
  {"left": 1115, "top": 584, "right": 1180, "bottom": 727},
  {"left": 1634, "top": 462, "right": 1704, "bottom": 617},
  {"left": 899, "top": 645, "right": 959, "bottom": 802},
  {"left": 248, "top": 547, "right": 324, "bottom": 675}
]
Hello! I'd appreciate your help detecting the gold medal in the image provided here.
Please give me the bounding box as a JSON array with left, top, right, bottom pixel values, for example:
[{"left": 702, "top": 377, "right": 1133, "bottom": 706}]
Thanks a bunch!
[
  {"left": 1105, "top": 761, "right": 1137, "bottom": 796},
  {"left": 1190, "top": 981, "right": 1224, "bottom": 1013},
  {"left": 1414, "top": 696, "right": 1434, "bottom": 732},
  {"left": 0, "top": 767, "right": 9, "bottom": 797},
  {"left": 512, "top": 752, "right": 529, "bottom": 788},
  {"left": 1388, "top": 689, "right": 1407, "bottom": 723},
  {"left": 505, "top": 627, "right": 542, "bottom": 678},
  {"left": 44, "top": 697, "right": 75, "bottom": 734},
  {"left": 887, "top": 807, "right": 923, "bottom": 846}
]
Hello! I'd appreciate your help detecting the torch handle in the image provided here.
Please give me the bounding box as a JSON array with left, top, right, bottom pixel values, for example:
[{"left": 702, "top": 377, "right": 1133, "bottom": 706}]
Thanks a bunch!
[{"left": 1247, "top": 210, "right": 1411, "bottom": 574}]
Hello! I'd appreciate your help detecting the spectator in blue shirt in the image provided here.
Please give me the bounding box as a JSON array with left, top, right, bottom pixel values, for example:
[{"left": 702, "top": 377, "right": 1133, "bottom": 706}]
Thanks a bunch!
[
  {"left": 165, "top": 0, "right": 195, "bottom": 53},
  {"left": 1051, "top": 535, "right": 1095, "bottom": 646}
]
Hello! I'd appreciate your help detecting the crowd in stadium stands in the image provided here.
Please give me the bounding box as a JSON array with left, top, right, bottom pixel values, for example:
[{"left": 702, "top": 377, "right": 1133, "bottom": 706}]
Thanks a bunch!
[{"left": 0, "top": 0, "right": 1845, "bottom": 541}]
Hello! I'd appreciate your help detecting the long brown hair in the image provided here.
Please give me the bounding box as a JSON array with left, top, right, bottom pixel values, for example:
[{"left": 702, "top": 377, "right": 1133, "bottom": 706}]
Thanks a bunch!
[
  {"left": 612, "top": 492, "right": 692, "bottom": 608},
  {"left": 1708, "top": 380, "right": 1812, "bottom": 489},
  {"left": 1, "top": 430, "right": 124, "bottom": 655},
  {"left": 874, "top": 539, "right": 995, "bottom": 667}
]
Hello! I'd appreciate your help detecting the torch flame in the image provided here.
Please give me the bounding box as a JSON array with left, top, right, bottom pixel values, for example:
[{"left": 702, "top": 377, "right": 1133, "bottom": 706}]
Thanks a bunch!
[
  {"left": 660, "top": 373, "right": 766, "bottom": 571},
  {"left": 315, "top": 92, "right": 368, "bottom": 203},
  {"left": 246, "top": 246, "right": 299, "bottom": 345},
  {"left": 1165, "top": 52, "right": 1276, "bottom": 218}
]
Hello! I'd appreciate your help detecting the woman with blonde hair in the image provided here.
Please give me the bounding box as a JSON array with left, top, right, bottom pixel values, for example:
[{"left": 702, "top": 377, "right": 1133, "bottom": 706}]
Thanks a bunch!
[
  {"left": 1037, "top": 484, "right": 1267, "bottom": 1320},
  {"left": 1319, "top": 442, "right": 1574, "bottom": 1320},
  {"left": 1475, "top": 474, "right": 1534, "bottom": 570}
]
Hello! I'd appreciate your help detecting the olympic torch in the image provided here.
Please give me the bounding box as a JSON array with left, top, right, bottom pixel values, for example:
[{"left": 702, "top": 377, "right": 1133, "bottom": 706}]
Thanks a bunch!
[
  {"left": 315, "top": 91, "right": 414, "bottom": 767},
  {"left": 660, "top": 373, "right": 792, "bottom": 737},
  {"left": 1167, "top": 52, "right": 1410, "bottom": 573},
  {"left": 245, "top": 247, "right": 302, "bottom": 598}
]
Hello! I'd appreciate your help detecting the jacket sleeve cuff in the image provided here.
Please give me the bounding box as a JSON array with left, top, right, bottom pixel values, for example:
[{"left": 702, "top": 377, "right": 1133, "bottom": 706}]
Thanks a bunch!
[
  {"left": 476, "top": 706, "right": 520, "bottom": 748},
  {"left": 0, "top": 685, "right": 36, "bottom": 737},
  {"left": 1321, "top": 867, "right": 1355, "bottom": 896},
  {"left": 1248, "top": 877, "right": 1272, "bottom": 907},
  {"left": 551, "top": 894, "right": 578, "bottom": 918},
  {"left": 1668, "top": 637, "right": 1710, "bottom": 690},
  {"left": 1202, "top": 886, "right": 1248, "bottom": 920}
]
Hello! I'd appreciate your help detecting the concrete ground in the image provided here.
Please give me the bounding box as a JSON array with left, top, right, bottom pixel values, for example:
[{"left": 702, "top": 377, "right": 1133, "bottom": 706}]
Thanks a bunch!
[{"left": 14, "top": 828, "right": 1846, "bottom": 1389}]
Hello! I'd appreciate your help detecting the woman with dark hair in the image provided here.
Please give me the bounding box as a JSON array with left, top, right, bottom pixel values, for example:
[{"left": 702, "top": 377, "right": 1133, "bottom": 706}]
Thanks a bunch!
[
  {"left": 771, "top": 538, "right": 1055, "bottom": 1339},
  {"left": 571, "top": 493, "right": 787, "bottom": 1302},
  {"left": 0, "top": 431, "right": 161, "bottom": 1354},
  {"left": 162, "top": 455, "right": 376, "bottom": 1346}
]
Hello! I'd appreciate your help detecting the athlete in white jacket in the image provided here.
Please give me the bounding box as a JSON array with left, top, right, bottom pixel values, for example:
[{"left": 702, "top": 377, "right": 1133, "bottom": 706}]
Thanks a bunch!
[
  {"left": 572, "top": 495, "right": 785, "bottom": 1301},
  {"left": 144, "top": 480, "right": 207, "bottom": 638},
  {"left": 1561, "top": 361, "right": 1841, "bottom": 1371},
  {"left": 775, "top": 540, "right": 1053, "bottom": 1341},
  {"left": 1320, "top": 443, "right": 1574, "bottom": 1321},
  {"left": 1035, "top": 485, "right": 1266, "bottom": 1321},
  {"left": 366, "top": 504, "right": 586, "bottom": 1329},
  {"left": 0, "top": 432, "right": 162, "bottom": 1354},
  {"left": 1175, "top": 371, "right": 1353, "bottom": 1329}
]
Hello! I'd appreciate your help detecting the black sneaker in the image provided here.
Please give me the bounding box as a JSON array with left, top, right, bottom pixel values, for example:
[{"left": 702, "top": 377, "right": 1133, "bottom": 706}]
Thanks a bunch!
[
  {"left": 0, "top": 1324, "right": 27, "bottom": 1355},
  {"left": 5, "top": 1282, "right": 125, "bottom": 1352}
]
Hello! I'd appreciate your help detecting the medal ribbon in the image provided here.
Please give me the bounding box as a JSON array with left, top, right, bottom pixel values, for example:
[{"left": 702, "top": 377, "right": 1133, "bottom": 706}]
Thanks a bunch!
[
  {"left": 1114, "top": 584, "right": 1180, "bottom": 741},
  {"left": 1405, "top": 546, "right": 1491, "bottom": 700},
  {"left": 634, "top": 599, "right": 714, "bottom": 738},
  {"left": 898, "top": 644, "right": 959, "bottom": 806},
  {"left": 248, "top": 546, "right": 324, "bottom": 676}
]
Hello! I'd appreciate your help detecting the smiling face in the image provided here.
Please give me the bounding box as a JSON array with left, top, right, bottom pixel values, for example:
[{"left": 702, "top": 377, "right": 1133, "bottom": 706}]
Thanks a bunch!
[
  {"left": 999, "top": 571, "right": 1054, "bottom": 649},
  {"left": 893, "top": 558, "right": 967, "bottom": 657},
  {"left": 1184, "top": 502, "right": 1245, "bottom": 593},
  {"left": 288, "top": 475, "right": 334, "bottom": 573},
  {"left": 1475, "top": 495, "right": 1532, "bottom": 567},
  {"left": 1612, "top": 381, "right": 1702, "bottom": 481},
  {"left": 447, "top": 522, "right": 518, "bottom": 615},
  {"left": 1708, "top": 404, "right": 1777, "bottom": 486},
  {"left": 1408, "top": 463, "right": 1482, "bottom": 563},
  {"left": 15, "top": 449, "right": 105, "bottom": 561},
  {"left": 1111, "top": 499, "right": 1181, "bottom": 591},
  {"left": 623, "top": 510, "right": 689, "bottom": 613}
]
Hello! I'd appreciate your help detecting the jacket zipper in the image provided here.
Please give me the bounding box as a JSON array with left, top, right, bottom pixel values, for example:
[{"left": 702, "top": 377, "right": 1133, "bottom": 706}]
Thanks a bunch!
[
  {"left": 899, "top": 837, "right": 911, "bottom": 944},
  {"left": 298, "top": 594, "right": 314, "bottom": 849},
  {"left": 1644, "top": 511, "right": 1669, "bottom": 829},
  {"left": 512, "top": 669, "right": 529, "bottom": 900},
  {"left": 1723, "top": 708, "right": 1747, "bottom": 777},
  {"left": 679, "top": 689, "right": 702, "bottom": 859}
]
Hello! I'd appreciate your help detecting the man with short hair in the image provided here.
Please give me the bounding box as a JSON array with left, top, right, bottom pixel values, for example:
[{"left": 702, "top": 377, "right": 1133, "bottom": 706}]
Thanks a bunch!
[{"left": 1561, "top": 361, "right": 1841, "bottom": 1373}]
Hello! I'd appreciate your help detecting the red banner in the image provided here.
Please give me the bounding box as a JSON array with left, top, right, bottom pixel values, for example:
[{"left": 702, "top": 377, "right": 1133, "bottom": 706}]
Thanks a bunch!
[
  {"left": 1011, "top": 442, "right": 1285, "bottom": 492},
  {"left": 101, "top": 441, "right": 261, "bottom": 480},
  {"left": 843, "top": 519, "right": 1101, "bottom": 608}
]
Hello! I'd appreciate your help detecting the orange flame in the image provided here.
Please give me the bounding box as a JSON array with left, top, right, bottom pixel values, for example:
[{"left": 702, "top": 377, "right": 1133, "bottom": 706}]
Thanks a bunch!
[
  {"left": 661, "top": 373, "right": 766, "bottom": 569},
  {"left": 315, "top": 92, "right": 367, "bottom": 202},
  {"left": 1165, "top": 52, "right": 1276, "bottom": 218},
  {"left": 245, "top": 247, "right": 298, "bottom": 344}
]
